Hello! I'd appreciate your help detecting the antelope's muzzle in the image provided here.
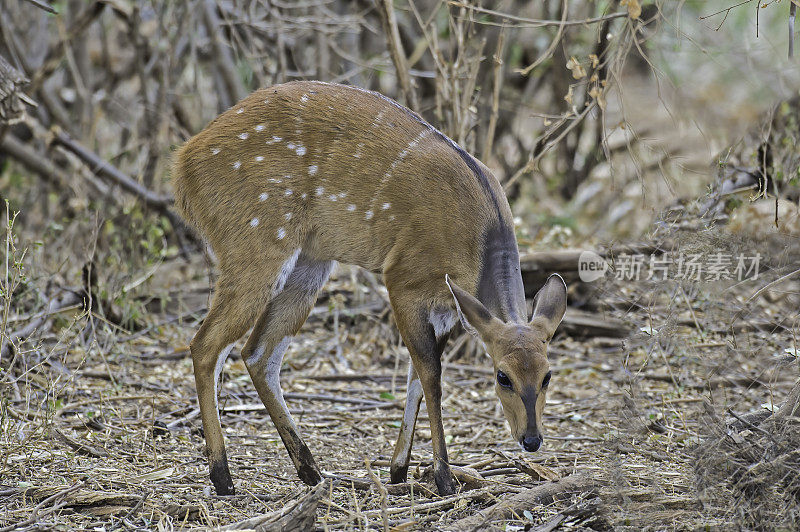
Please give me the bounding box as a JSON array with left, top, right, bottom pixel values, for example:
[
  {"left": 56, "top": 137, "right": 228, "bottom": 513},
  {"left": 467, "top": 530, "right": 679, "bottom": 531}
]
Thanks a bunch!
[{"left": 521, "top": 433, "right": 542, "bottom": 452}]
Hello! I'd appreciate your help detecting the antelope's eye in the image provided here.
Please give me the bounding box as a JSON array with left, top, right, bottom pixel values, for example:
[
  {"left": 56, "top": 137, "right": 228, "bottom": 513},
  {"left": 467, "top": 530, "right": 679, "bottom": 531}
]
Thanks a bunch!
[
  {"left": 542, "top": 371, "right": 552, "bottom": 389},
  {"left": 496, "top": 370, "right": 512, "bottom": 389}
]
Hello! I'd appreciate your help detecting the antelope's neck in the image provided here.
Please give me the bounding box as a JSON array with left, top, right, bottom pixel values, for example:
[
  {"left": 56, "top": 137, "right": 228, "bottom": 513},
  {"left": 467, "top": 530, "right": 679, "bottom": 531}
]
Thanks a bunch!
[{"left": 477, "top": 225, "right": 527, "bottom": 324}]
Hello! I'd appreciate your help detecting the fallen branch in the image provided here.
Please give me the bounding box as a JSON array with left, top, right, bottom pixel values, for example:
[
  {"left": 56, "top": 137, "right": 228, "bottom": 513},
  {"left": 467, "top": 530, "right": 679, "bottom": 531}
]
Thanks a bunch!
[
  {"left": 219, "top": 479, "right": 329, "bottom": 531},
  {"left": 446, "top": 472, "right": 599, "bottom": 530}
]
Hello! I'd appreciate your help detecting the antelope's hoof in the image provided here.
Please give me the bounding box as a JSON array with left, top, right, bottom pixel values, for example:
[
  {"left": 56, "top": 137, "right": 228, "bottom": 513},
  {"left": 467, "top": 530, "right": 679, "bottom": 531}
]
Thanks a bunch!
[
  {"left": 213, "top": 482, "right": 235, "bottom": 496},
  {"left": 434, "top": 466, "right": 456, "bottom": 496},
  {"left": 390, "top": 465, "right": 409, "bottom": 484},
  {"left": 210, "top": 457, "right": 235, "bottom": 495},
  {"left": 298, "top": 464, "right": 323, "bottom": 486}
]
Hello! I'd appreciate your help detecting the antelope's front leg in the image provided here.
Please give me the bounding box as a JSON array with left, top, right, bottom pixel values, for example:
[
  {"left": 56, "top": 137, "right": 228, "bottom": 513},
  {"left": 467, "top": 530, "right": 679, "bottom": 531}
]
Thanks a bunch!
[{"left": 387, "top": 294, "right": 455, "bottom": 495}]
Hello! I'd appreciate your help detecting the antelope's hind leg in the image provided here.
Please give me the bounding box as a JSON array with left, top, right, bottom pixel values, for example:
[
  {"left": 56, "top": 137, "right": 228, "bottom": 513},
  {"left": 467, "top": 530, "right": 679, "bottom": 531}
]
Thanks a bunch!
[
  {"left": 242, "top": 256, "right": 335, "bottom": 486},
  {"left": 190, "top": 274, "right": 268, "bottom": 496},
  {"left": 390, "top": 363, "right": 424, "bottom": 483}
]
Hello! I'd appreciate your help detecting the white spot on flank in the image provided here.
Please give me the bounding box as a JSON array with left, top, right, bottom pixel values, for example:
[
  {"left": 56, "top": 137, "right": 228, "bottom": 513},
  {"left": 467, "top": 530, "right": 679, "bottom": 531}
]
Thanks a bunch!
[
  {"left": 269, "top": 178, "right": 282, "bottom": 183},
  {"left": 232, "top": 161, "right": 241, "bottom": 169},
  {"left": 300, "top": 94, "right": 309, "bottom": 102},
  {"left": 250, "top": 218, "right": 259, "bottom": 227},
  {"left": 295, "top": 145, "right": 307, "bottom": 156},
  {"left": 284, "top": 174, "right": 292, "bottom": 180},
  {"left": 382, "top": 202, "right": 391, "bottom": 210},
  {"left": 287, "top": 142, "right": 296, "bottom": 150},
  {"left": 277, "top": 227, "right": 287, "bottom": 240},
  {"left": 316, "top": 187, "right": 325, "bottom": 196},
  {"left": 285, "top": 189, "right": 293, "bottom": 196},
  {"left": 255, "top": 156, "right": 264, "bottom": 162},
  {"left": 254, "top": 124, "right": 265, "bottom": 132},
  {"left": 238, "top": 132, "right": 249, "bottom": 140},
  {"left": 267, "top": 136, "right": 282, "bottom": 144},
  {"left": 329, "top": 194, "right": 337, "bottom": 201},
  {"left": 347, "top": 204, "right": 356, "bottom": 211},
  {"left": 308, "top": 165, "right": 318, "bottom": 175},
  {"left": 338, "top": 192, "right": 347, "bottom": 198},
  {"left": 259, "top": 193, "right": 269, "bottom": 202},
  {"left": 301, "top": 193, "right": 307, "bottom": 199},
  {"left": 389, "top": 215, "right": 396, "bottom": 221},
  {"left": 365, "top": 210, "right": 374, "bottom": 220},
  {"left": 236, "top": 108, "right": 244, "bottom": 114},
  {"left": 372, "top": 109, "right": 386, "bottom": 127},
  {"left": 211, "top": 148, "right": 220, "bottom": 155},
  {"left": 284, "top": 212, "right": 292, "bottom": 221},
  {"left": 354, "top": 142, "right": 364, "bottom": 158}
]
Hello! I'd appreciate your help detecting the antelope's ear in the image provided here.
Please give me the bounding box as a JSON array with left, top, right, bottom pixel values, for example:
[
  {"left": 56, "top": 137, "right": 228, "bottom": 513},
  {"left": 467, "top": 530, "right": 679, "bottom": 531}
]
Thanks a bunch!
[
  {"left": 530, "top": 274, "right": 567, "bottom": 340},
  {"left": 445, "top": 274, "right": 503, "bottom": 340}
]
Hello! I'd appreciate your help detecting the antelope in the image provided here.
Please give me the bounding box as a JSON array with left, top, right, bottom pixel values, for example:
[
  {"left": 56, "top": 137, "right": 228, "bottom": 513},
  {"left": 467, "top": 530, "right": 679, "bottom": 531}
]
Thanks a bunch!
[{"left": 173, "top": 81, "right": 567, "bottom": 496}]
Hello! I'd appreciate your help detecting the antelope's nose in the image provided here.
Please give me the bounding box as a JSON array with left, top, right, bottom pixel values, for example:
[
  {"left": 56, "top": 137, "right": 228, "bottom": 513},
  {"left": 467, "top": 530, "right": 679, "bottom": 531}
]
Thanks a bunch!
[{"left": 522, "top": 434, "right": 542, "bottom": 452}]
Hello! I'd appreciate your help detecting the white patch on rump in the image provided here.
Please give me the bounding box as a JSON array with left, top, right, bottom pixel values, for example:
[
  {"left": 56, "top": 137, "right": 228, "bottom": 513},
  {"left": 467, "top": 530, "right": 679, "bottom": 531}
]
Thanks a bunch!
[
  {"left": 272, "top": 248, "right": 300, "bottom": 295},
  {"left": 429, "top": 308, "right": 457, "bottom": 339},
  {"left": 250, "top": 218, "right": 259, "bottom": 227}
]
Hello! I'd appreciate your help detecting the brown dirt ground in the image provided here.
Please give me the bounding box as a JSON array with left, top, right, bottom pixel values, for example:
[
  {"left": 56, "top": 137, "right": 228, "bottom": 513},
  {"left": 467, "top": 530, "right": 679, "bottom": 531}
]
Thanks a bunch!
[{"left": 2, "top": 223, "right": 798, "bottom": 530}]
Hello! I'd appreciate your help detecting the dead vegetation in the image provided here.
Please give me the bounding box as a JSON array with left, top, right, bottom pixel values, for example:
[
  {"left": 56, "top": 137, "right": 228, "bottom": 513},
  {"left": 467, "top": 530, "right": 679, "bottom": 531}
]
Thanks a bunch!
[{"left": 2, "top": 0, "right": 800, "bottom": 530}]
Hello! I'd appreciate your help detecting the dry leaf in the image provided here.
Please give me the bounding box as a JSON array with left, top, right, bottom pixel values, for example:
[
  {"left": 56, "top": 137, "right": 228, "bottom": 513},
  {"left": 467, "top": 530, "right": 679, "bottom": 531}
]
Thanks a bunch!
[
  {"left": 566, "top": 56, "right": 587, "bottom": 79},
  {"left": 622, "top": 0, "right": 642, "bottom": 19},
  {"left": 513, "top": 458, "right": 561, "bottom": 481},
  {"left": 589, "top": 86, "right": 607, "bottom": 110},
  {"left": 564, "top": 85, "right": 574, "bottom": 105},
  {"left": 133, "top": 467, "right": 175, "bottom": 482}
]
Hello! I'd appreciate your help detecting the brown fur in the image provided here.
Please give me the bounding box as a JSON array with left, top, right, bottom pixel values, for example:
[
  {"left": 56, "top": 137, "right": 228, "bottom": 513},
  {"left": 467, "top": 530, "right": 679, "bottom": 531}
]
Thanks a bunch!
[{"left": 173, "top": 81, "right": 563, "bottom": 496}]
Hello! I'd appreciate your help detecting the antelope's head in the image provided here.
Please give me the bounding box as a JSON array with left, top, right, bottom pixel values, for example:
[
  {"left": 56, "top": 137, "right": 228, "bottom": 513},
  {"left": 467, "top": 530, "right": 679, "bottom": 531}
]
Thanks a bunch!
[{"left": 446, "top": 274, "right": 567, "bottom": 452}]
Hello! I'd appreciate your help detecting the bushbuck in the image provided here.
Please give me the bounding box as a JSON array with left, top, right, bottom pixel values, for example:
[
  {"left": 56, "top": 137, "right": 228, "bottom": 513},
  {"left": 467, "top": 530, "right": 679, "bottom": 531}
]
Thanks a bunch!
[{"left": 173, "top": 81, "right": 567, "bottom": 496}]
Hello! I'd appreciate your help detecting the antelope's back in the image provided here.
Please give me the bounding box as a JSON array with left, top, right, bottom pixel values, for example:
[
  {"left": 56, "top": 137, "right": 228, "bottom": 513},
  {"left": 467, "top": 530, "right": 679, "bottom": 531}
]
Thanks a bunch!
[{"left": 173, "top": 81, "right": 513, "bottom": 286}]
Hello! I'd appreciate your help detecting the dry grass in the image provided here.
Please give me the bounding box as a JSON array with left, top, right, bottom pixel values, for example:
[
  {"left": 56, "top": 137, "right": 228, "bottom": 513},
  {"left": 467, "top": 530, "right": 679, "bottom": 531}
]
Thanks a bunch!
[{"left": 2, "top": 222, "right": 799, "bottom": 529}]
